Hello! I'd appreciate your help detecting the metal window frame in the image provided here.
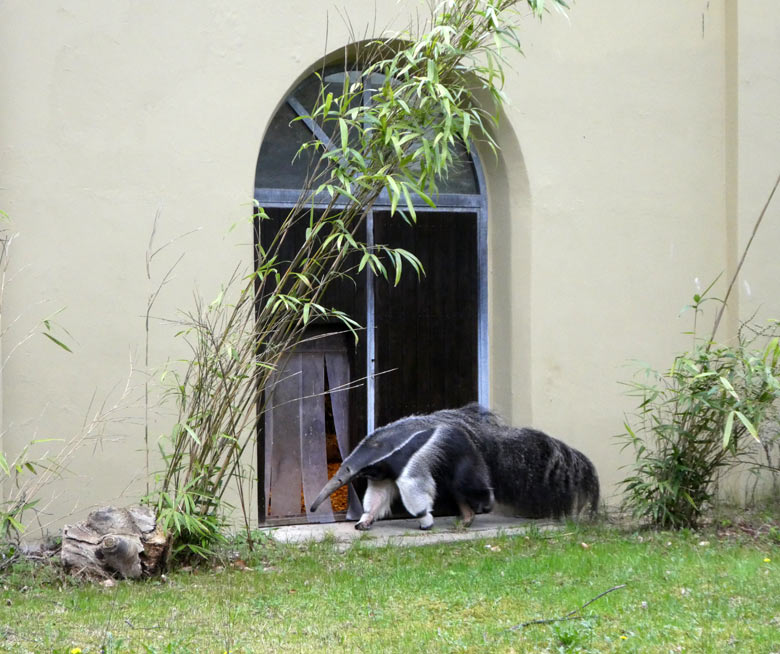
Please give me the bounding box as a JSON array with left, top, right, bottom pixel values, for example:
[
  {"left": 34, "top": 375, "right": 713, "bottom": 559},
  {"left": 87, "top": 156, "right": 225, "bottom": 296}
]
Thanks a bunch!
[{"left": 255, "top": 78, "right": 490, "bottom": 435}]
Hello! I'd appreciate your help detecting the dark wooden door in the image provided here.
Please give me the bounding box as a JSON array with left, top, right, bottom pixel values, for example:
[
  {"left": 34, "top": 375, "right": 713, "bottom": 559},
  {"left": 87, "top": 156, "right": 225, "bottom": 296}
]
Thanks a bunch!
[{"left": 373, "top": 211, "right": 479, "bottom": 427}]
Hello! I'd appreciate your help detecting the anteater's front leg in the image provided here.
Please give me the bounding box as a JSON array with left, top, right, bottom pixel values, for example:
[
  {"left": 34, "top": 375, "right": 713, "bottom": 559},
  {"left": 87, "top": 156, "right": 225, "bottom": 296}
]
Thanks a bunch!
[{"left": 355, "top": 479, "right": 397, "bottom": 530}]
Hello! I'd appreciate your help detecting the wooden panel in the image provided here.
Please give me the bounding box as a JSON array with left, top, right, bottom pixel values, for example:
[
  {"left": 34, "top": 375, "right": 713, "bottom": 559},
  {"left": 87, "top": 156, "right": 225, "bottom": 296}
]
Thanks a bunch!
[
  {"left": 325, "top": 351, "right": 350, "bottom": 453},
  {"left": 263, "top": 344, "right": 361, "bottom": 524},
  {"left": 299, "top": 355, "right": 332, "bottom": 523},
  {"left": 326, "top": 351, "right": 363, "bottom": 519},
  {"left": 265, "top": 354, "right": 303, "bottom": 518},
  {"left": 262, "top": 394, "right": 273, "bottom": 518}
]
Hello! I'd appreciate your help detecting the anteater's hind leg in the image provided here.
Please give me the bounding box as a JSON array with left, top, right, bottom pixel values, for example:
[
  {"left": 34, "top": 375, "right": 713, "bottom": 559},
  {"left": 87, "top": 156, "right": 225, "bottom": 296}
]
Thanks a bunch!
[
  {"left": 570, "top": 454, "right": 600, "bottom": 521},
  {"left": 457, "top": 502, "right": 476, "bottom": 527},
  {"left": 396, "top": 472, "right": 436, "bottom": 530},
  {"left": 451, "top": 456, "right": 494, "bottom": 528}
]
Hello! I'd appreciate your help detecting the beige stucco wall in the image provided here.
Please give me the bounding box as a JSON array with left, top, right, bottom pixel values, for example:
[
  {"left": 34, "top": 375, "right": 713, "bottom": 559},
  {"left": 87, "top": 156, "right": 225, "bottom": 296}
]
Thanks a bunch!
[
  {"left": 509, "top": 3, "right": 734, "bottom": 503},
  {"left": 736, "top": 3, "right": 780, "bottom": 326},
  {"left": 1, "top": 1, "right": 777, "bottom": 533}
]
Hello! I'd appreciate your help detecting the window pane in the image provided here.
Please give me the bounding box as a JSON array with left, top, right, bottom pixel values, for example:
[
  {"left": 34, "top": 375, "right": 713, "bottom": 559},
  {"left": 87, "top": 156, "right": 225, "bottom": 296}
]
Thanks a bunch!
[
  {"left": 256, "top": 69, "right": 480, "bottom": 196},
  {"left": 436, "top": 139, "right": 478, "bottom": 194},
  {"left": 255, "top": 101, "right": 317, "bottom": 190}
]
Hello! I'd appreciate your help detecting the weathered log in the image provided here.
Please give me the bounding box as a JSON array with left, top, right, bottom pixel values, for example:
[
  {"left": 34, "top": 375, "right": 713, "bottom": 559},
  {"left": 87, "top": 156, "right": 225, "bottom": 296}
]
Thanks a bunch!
[{"left": 61, "top": 505, "right": 167, "bottom": 579}]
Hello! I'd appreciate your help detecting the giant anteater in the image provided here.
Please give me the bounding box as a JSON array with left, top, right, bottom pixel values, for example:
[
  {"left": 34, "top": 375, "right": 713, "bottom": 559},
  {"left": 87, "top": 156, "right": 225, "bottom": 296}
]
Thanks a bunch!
[{"left": 310, "top": 403, "right": 599, "bottom": 530}]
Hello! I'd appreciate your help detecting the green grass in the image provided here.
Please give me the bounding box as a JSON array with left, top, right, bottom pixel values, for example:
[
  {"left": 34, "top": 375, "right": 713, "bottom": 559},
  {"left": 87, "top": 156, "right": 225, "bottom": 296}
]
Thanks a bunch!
[{"left": 1, "top": 523, "right": 778, "bottom": 653}]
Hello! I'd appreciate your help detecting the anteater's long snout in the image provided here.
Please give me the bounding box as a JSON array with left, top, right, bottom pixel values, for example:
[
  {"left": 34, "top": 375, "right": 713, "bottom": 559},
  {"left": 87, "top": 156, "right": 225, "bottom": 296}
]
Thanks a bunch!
[{"left": 309, "top": 465, "right": 355, "bottom": 512}]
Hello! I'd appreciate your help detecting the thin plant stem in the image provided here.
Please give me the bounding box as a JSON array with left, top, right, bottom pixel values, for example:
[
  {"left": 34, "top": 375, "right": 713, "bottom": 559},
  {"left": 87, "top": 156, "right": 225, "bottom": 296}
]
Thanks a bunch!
[{"left": 709, "top": 172, "right": 780, "bottom": 344}]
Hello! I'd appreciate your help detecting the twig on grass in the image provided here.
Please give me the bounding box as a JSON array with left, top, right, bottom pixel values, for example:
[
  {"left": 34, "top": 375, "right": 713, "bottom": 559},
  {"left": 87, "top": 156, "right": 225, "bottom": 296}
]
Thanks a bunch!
[
  {"left": 0, "top": 552, "right": 19, "bottom": 571},
  {"left": 124, "top": 618, "right": 162, "bottom": 631},
  {"left": 510, "top": 584, "right": 627, "bottom": 630}
]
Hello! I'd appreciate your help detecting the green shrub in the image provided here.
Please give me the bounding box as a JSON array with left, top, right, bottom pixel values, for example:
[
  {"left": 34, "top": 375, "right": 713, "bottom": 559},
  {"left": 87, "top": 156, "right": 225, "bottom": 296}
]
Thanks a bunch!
[
  {"left": 152, "top": 482, "right": 227, "bottom": 561},
  {"left": 618, "top": 291, "right": 780, "bottom": 528}
]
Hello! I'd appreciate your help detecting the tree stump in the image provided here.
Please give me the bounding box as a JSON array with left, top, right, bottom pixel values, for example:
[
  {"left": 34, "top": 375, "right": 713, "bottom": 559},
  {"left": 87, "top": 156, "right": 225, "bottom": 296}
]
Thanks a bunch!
[{"left": 61, "top": 506, "right": 167, "bottom": 579}]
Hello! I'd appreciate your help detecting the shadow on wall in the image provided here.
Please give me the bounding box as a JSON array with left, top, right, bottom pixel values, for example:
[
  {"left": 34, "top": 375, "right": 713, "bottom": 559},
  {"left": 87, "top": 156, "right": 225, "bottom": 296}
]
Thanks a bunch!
[{"left": 475, "top": 99, "right": 531, "bottom": 423}]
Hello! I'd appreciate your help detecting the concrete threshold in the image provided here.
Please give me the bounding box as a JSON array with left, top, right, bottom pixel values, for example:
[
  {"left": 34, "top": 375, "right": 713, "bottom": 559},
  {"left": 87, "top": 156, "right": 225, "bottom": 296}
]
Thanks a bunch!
[{"left": 261, "top": 514, "right": 561, "bottom": 550}]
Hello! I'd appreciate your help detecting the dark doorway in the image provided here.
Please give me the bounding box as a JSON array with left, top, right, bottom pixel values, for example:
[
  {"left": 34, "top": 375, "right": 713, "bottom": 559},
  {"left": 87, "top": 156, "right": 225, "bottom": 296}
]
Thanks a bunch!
[{"left": 256, "top": 208, "right": 479, "bottom": 439}]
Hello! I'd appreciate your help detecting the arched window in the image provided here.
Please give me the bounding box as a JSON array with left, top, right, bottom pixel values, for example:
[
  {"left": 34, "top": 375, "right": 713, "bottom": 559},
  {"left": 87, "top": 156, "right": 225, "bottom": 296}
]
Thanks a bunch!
[{"left": 255, "top": 65, "right": 488, "bottom": 523}]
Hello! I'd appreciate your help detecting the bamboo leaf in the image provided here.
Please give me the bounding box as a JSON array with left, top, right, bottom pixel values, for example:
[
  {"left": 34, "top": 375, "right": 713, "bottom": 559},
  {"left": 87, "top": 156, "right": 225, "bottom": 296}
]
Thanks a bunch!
[
  {"left": 392, "top": 250, "right": 402, "bottom": 287},
  {"left": 209, "top": 290, "right": 224, "bottom": 309},
  {"left": 181, "top": 422, "right": 202, "bottom": 446},
  {"left": 323, "top": 91, "right": 333, "bottom": 117},
  {"left": 339, "top": 118, "right": 349, "bottom": 151},
  {"left": 6, "top": 515, "right": 24, "bottom": 533},
  {"left": 396, "top": 248, "right": 424, "bottom": 277},
  {"left": 722, "top": 410, "right": 735, "bottom": 449},
  {"left": 401, "top": 184, "right": 417, "bottom": 222},
  {"left": 764, "top": 337, "right": 780, "bottom": 367},
  {"left": 41, "top": 332, "right": 73, "bottom": 353},
  {"left": 387, "top": 175, "right": 400, "bottom": 215},
  {"left": 734, "top": 410, "right": 760, "bottom": 441},
  {"left": 718, "top": 376, "right": 739, "bottom": 400}
]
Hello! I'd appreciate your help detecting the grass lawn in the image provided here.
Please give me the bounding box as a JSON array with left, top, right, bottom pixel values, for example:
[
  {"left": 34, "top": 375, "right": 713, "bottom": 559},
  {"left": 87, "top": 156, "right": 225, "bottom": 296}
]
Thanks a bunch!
[{"left": 1, "top": 521, "right": 778, "bottom": 653}]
